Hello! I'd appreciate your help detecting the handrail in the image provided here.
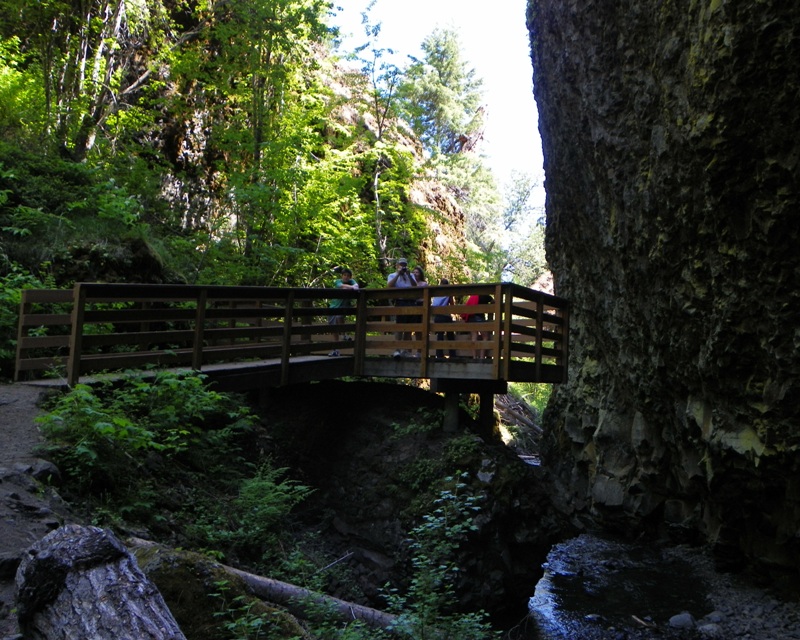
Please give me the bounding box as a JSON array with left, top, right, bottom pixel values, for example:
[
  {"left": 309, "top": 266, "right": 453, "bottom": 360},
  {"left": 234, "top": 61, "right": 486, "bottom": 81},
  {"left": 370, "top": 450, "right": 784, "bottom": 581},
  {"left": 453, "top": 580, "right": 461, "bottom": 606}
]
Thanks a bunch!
[{"left": 15, "top": 282, "right": 569, "bottom": 387}]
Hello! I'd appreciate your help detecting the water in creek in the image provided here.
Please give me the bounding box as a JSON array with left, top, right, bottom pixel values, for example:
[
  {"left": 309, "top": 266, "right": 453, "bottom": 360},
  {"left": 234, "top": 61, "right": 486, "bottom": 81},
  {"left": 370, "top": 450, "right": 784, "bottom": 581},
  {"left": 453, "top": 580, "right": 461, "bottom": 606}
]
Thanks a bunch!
[{"left": 524, "top": 534, "right": 710, "bottom": 640}]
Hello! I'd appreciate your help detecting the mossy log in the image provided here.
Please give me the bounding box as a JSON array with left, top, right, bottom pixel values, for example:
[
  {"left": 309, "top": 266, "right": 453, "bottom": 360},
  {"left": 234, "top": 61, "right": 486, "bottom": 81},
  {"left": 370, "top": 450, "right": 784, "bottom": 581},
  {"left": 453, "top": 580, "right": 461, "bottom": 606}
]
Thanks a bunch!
[
  {"left": 226, "top": 565, "right": 398, "bottom": 630},
  {"left": 15, "top": 524, "right": 186, "bottom": 640},
  {"left": 127, "top": 537, "right": 398, "bottom": 631}
]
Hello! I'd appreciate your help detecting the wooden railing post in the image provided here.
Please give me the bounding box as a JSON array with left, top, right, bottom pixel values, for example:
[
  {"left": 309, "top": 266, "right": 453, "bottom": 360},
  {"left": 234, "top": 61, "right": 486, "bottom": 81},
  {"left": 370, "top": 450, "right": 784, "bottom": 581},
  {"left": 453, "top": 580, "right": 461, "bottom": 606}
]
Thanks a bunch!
[
  {"left": 535, "top": 295, "right": 544, "bottom": 382},
  {"left": 353, "top": 290, "right": 368, "bottom": 376},
  {"left": 281, "top": 291, "right": 295, "bottom": 386},
  {"left": 490, "top": 284, "right": 503, "bottom": 377},
  {"left": 501, "top": 285, "right": 513, "bottom": 380},
  {"left": 14, "top": 291, "right": 32, "bottom": 382},
  {"left": 419, "top": 287, "right": 432, "bottom": 377},
  {"left": 192, "top": 289, "right": 208, "bottom": 371},
  {"left": 67, "top": 284, "right": 86, "bottom": 387}
]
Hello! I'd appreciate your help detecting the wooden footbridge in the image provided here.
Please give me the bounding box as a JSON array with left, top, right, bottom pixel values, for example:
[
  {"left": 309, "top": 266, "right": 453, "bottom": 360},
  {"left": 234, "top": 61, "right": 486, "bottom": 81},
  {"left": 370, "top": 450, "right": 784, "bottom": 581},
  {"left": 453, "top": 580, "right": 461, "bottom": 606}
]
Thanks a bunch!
[{"left": 15, "top": 282, "right": 568, "bottom": 432}]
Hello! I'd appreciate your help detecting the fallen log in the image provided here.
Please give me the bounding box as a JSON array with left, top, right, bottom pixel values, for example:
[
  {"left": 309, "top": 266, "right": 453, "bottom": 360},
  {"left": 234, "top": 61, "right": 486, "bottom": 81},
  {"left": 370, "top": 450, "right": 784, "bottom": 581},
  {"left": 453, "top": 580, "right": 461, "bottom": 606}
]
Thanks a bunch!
[
  {"left": 227, "top": 565, "right": 398, "bottom": 629},
  {"left": 128, "top": 537, "right": 399, "bottom": 631},
  {"left": 15, "top": 524, "right": 186, "bottom": 640},
  {"left": 495, "top": 394, "right": 543, "bottom": 434}
]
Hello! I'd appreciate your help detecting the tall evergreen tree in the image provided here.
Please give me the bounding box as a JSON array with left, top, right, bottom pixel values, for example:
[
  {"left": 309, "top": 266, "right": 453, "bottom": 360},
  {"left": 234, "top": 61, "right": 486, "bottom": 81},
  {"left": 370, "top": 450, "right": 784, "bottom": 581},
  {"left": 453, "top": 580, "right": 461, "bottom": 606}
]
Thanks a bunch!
[{"left": 397, "top": 28, "right": 484, "bottom": 160}]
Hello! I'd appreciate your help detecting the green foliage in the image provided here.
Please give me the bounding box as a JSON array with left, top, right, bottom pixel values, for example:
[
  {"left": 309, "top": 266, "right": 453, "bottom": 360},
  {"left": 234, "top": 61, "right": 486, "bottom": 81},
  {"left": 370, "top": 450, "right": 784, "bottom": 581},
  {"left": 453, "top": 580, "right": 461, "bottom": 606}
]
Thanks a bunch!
[
  {"left": 0, "top": 0, "right": 507, "bottom": 291},
  {"left": 72, "top": 178, "right": 144, "bottom": 227},
  {"left": 0, "top": 143, "right": 93, "bottom": 218},
  {"left": 509, "top": 381, "right": 552, "bottom": 417},
  {"left": 390, "top": 407, "right": 442, "bottom": 438},
  {"left": 36, "top": 372, "right": 254, "bottom": 493},
  {"left": 443, "top": 434, "right": 483, "bottom": 467},
  {"left": 306, "top": 608, "right": 387, "bottom": 640},
  {"left": 212, "top": 580, "right": 303, "bottom": 640},
  {"left": 0, "top": 143, "right": 147, "bottom": 277},
  {"left": 498, "top": 172, "right": 548, "bottom": 286},
  {"left": 0, "top": 266, "right": 51, "bottom": 377},
  {"left": 0, "top": 36, "right": 46, "bottom": 139},
  {"left": 36, "top": 383, "right": 157, "bottom": 491},
  {"left": 397, "top": 28, "right": 484, "bottom": 158},
  {"left": 193, "top": 462, "right": 313, "bottom": 555},
  {"left": 384, "top": 474, "right": 498, "bottom": 639}
]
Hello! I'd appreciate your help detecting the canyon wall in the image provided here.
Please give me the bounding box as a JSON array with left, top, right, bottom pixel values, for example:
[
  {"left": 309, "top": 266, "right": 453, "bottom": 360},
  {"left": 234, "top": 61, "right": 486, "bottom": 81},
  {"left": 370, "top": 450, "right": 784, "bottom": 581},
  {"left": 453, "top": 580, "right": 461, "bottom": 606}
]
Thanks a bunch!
[{"left": 527, "top": 0, "right": 800, "bottom": 576}]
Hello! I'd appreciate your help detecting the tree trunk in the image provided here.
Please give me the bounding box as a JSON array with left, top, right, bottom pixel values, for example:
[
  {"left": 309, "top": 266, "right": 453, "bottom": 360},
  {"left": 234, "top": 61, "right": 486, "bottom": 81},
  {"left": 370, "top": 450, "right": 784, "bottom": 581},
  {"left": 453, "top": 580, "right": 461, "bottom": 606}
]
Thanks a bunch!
[
  {"left": 127, "top": 537, "right": 399, "bottom": 631},
  {"left": 226, "top": 565, "right": 398, "bottom": 630},
  {"left": 15, "top": 524, "right": 186, "bottom": 640}
]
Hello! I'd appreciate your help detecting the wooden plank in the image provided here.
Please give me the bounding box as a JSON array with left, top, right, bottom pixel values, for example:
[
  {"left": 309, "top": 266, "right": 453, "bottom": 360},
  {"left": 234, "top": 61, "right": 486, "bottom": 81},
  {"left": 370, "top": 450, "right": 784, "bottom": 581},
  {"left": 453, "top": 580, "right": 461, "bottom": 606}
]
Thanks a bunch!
[
  {"left": 192, "top": 290, "right": 207, "bottom": 371},
  {"left": 502, "top": 289, "right": 513, "bottom": 380},
  {"left": 203, "top": 326, "right": 284, "bottom": 340},
  {"left": 15, "top": 356, "right": 69, "bottom": 372},
  {"left": 419, "top": 287, "right": 431, "bottom": 376},
  {"left": 15, "top": 296, "right": 32, "bottom": 381},
  {"left": 82, "top": 308, "right": 197, "bottom": 323},
  {"left": 17, "top": 335, "right": 71, "bottom": 349},
  {"left": 204, "top": 308, "right": 285, "bottom": 320},
  {"left": 79, "top": 350, "right": 194, "bottom": 368},
  {"left": 21, "top": 289, "right": 74, "bottom": 304},
  {"left": 82, "top": 330, "right": 195, "bottom": 348},
  {"left": 18, "top": 313, "right": 73, "bottom": 327}
]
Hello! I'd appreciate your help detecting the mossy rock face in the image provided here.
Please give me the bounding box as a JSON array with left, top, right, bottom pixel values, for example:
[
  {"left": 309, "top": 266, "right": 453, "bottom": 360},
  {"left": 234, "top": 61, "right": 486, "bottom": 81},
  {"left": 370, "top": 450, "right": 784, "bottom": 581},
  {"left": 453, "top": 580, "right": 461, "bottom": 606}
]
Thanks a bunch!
[
  {"left": 529, "top": 0, "right": 800, "bottom": 573},
  {"left": 131, "top": 542, "right": 308, "bottom": 640}
]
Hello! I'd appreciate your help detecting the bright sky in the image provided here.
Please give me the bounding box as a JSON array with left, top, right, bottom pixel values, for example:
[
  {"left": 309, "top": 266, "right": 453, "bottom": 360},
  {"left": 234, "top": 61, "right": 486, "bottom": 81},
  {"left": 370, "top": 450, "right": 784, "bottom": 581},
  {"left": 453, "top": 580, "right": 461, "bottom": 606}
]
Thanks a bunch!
[{"left": 330, "top": 0, "right": 545, "bottom": 202}]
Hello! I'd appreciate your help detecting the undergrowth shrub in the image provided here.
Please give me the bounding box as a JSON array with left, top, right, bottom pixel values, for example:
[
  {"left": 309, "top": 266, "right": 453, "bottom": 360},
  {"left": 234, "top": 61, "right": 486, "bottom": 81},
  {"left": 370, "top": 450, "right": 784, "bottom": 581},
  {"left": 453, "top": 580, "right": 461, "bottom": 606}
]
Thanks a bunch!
[
  {"left": 36, "top": 371, "right": 254, "bottom": 494},
  {"left": 384, "top": 473, "right": 498, "bottom": 639},
  {"left": 188, "top": 463, "right": 314, "bottom": 562}
]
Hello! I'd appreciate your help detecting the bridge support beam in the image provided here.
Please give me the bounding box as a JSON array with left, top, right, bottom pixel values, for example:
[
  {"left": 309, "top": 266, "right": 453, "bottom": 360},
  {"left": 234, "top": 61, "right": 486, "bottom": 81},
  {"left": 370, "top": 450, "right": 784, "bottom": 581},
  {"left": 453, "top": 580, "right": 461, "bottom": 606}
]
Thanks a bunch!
[
  {"left": 431, "top": 378, "right": 507, "bottom": 439},
  {"left": 443, "top": 392, "right": 460, "bottom": 433},
  {"left": 478, "top": 391, "right": 495, "bottom": 440}
]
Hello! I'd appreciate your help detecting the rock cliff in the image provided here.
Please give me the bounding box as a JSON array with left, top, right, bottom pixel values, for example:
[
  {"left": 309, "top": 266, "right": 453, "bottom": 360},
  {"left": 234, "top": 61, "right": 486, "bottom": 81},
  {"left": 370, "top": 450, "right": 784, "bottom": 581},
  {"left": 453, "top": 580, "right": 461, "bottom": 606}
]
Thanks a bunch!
[{"left": 527, "top": 0, "right": 800, "bottom": 577}]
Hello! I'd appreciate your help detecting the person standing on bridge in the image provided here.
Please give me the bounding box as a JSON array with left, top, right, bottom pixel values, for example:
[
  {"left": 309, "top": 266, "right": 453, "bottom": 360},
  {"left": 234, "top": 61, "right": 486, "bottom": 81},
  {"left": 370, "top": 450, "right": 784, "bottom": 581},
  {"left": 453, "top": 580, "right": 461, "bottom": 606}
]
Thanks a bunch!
[
  {"left": 387, "top": 257, "right": 417, "bottom": 359},
  {"left": 432, "top": 278, "right": 456, "bottom": 358},
  {"left": 328, "top": 267, "right": 358, "bottom": 357},
  {"left": 463, "top": 292, "right": 493, "bottom": 359}
]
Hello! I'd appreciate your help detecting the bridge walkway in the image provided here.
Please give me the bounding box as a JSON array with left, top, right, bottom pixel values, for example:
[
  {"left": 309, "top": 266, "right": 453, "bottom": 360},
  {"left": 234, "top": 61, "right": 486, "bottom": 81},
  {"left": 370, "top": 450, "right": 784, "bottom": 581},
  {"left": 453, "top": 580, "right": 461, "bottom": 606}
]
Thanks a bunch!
[{"left": 15, "top": 282, "right": 569, "bottom": 433}]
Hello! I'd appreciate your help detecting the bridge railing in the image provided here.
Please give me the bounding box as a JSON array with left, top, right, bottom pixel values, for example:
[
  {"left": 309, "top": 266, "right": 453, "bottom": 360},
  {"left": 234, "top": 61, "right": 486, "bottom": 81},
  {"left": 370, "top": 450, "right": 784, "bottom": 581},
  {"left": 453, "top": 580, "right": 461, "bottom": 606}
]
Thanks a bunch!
[{"left": 15, "top": 282, "right": 568, "bottom": 386}]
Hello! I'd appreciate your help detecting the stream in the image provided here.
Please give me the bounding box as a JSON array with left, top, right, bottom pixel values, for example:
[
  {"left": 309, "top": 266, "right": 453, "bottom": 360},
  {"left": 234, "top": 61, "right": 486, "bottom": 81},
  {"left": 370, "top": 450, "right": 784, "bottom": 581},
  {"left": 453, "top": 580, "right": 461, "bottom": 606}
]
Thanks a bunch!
[{"left": 520, "top": 533, "right": 800, "bottom": 640}]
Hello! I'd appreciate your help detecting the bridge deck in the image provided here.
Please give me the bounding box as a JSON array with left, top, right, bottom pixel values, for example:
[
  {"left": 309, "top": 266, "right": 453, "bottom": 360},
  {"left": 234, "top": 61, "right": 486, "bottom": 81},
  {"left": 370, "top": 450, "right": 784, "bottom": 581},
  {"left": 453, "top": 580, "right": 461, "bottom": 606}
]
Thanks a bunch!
[{"left": 15, "top": 282, "right": 569, "bottom": 392}]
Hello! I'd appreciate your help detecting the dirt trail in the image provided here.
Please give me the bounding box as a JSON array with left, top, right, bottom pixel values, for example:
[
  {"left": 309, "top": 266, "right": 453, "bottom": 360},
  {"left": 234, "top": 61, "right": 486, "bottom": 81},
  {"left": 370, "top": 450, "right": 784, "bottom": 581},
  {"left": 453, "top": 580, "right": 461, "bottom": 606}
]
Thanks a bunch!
[{"left": 0, "top": 383, "right": 78, "bottom": 638}]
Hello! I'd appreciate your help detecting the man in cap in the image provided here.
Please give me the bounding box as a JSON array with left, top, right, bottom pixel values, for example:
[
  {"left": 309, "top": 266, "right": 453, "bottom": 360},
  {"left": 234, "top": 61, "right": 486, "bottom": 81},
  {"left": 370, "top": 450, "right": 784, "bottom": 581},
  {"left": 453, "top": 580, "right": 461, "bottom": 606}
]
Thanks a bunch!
[{"left": 387, "top": 258, "right": 418, "bottom": 359}]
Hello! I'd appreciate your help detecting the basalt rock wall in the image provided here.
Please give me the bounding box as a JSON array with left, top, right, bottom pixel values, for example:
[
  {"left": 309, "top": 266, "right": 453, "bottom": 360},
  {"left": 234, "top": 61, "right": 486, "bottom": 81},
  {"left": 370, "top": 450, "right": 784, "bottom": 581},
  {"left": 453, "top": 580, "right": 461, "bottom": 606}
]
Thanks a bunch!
[{"left": 527, "top": 0, "right": 800, "bottom": 575}]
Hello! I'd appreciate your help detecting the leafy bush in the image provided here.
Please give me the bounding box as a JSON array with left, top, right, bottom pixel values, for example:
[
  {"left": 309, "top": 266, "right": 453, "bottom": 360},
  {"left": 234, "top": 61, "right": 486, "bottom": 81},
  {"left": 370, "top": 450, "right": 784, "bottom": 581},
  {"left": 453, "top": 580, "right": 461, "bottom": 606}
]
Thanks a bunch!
[
  {"left": 36, "top": 371, "right": 254, "bottom": 493},
  {"left": 384, "top": 474, "right": 498, "bottom": 639},
  {"left": 509, "top": 381, "right": 552, "bottom": 416},
  {"left": 190, "top": 462, "right": 314, "bottom": 558}
]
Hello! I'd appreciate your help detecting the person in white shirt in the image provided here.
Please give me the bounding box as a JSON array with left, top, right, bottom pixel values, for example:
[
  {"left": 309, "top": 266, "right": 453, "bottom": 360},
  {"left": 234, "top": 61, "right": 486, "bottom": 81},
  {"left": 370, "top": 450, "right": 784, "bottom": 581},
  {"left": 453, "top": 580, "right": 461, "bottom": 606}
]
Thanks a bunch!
[{"left": 387, "top": 258, "right": 417, "bottom": 359}]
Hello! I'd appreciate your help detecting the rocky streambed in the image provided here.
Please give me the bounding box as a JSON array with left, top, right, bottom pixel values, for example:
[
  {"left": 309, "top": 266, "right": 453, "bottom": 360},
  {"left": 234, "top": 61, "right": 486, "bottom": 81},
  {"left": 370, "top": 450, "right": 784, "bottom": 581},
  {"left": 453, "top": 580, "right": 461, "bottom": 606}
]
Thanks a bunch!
[{"left": 527, "top": 534, "right": 800, "bottom": 640}]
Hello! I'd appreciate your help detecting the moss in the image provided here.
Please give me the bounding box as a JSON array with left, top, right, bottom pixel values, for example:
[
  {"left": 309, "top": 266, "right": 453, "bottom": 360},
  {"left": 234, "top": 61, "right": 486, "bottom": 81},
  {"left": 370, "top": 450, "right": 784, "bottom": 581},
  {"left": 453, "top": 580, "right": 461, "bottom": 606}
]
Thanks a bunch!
[{"left": 132, "top": 543, "right": 308, "bottom": 639}]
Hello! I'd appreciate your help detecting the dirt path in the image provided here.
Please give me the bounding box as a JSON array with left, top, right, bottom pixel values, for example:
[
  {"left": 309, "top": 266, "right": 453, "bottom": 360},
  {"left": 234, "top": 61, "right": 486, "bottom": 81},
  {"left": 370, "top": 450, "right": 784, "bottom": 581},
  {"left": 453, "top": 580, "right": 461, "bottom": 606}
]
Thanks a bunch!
[
  {"left": 0, "top": 384, "right": 47, "bottom": 466},
  {"left": 0, "top": 383, "right": 78, "bottom": 638}
]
